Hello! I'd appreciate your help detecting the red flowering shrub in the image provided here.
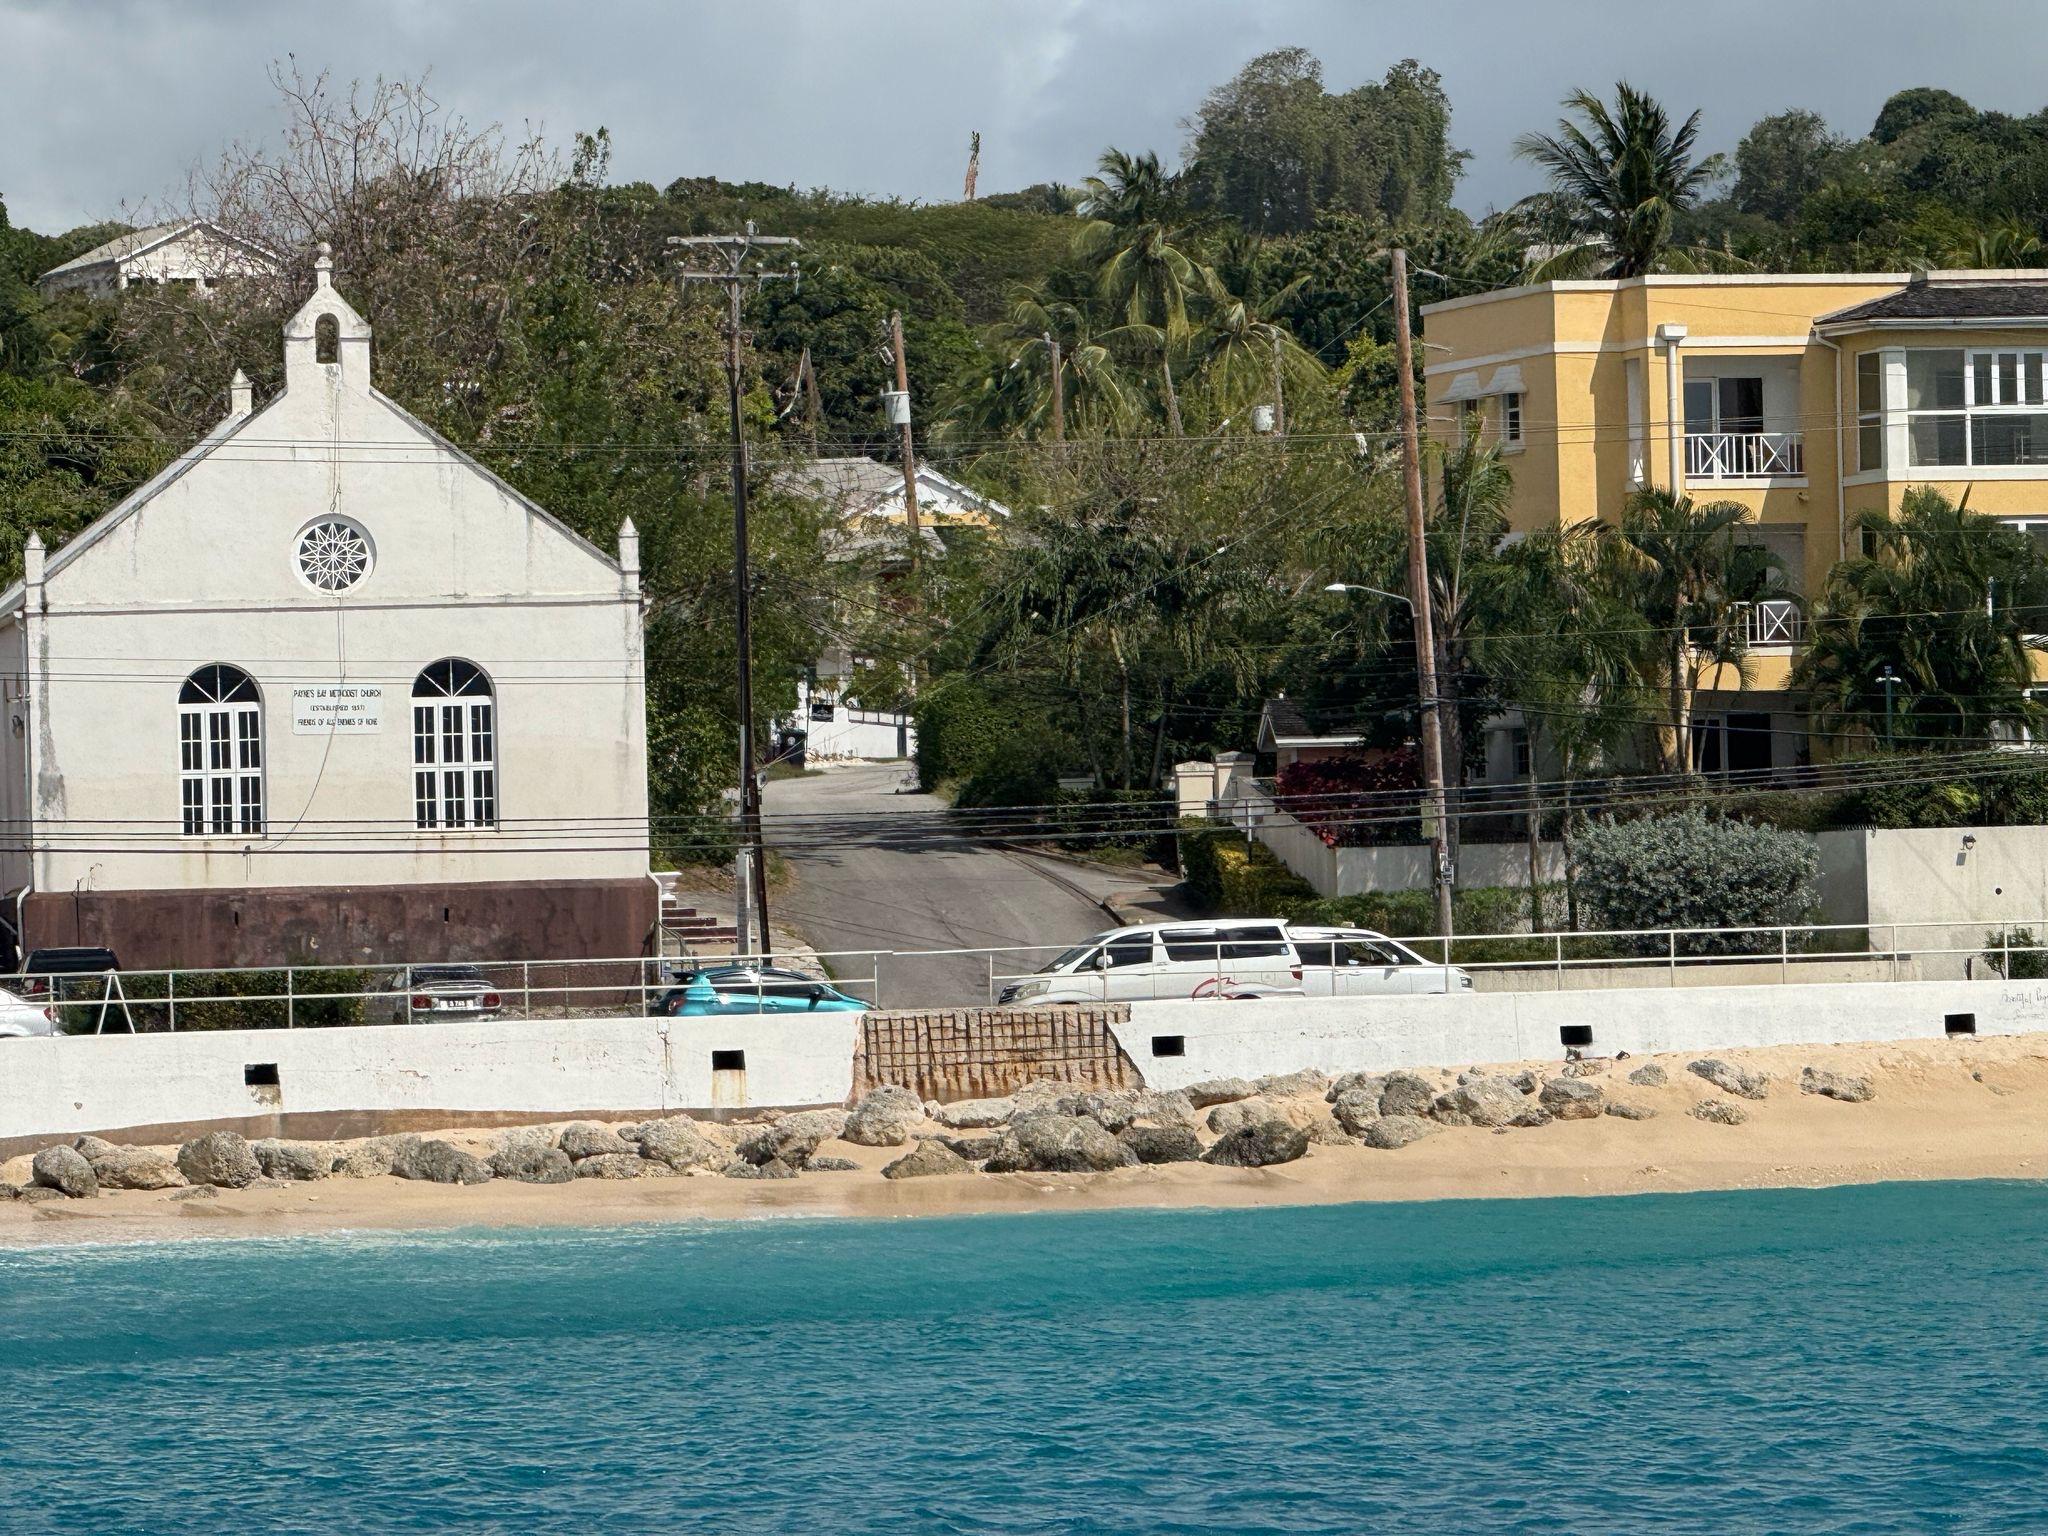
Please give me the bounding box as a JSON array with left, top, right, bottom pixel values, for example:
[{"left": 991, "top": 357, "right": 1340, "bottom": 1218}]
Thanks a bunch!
[{"left": 1272, "top": 749, "right": 1421, "bottom": 847}]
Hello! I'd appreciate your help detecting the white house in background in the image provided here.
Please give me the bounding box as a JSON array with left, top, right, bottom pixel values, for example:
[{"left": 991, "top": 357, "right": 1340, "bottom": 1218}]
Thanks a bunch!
[
  {"left": 771, "top": 456, "right": 1011, "bottom": 762},
  {"left": 35, "top": 219, "right": 280, "bottom": 300},
  {"left": 0, "top": 246, "right": 651, "bottom": 969}
]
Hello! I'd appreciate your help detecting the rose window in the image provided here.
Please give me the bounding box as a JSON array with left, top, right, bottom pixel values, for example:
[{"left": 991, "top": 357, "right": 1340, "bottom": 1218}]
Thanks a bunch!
[{"left": 297, "top": 519, "right": 372, "bottom": 592}]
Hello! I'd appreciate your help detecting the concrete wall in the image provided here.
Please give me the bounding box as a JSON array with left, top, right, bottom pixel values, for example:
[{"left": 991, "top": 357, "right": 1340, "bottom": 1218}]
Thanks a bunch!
[
  {"left": 1118, "top": 977, "right": 2037, "bottom": 1089},
  {"left": 0, "top": 1011, "right": 861, "bottom": 1156}
]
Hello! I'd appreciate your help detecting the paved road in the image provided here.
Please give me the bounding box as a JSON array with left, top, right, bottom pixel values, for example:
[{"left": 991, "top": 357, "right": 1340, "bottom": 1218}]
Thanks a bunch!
[{"left": 761, "top": 763, "right": 1171, "bottom": 1007}]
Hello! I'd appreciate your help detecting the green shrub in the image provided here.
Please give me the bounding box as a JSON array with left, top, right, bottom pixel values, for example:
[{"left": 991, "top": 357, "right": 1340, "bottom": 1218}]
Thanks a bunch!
[{"left": 1573, "top": 809, "right": 1819, "bottom": 954}]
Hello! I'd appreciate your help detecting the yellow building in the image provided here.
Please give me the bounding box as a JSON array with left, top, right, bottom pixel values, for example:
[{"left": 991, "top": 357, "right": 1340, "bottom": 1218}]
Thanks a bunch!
[{"left": 1421, "top": 269, "right": 2048, "bottom": 778}]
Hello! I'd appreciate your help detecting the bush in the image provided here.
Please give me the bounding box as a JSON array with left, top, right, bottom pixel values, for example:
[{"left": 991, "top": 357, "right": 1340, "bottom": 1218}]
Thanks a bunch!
[{"left": 1573, "top": 810, "right": 1819, "bottom": 954}]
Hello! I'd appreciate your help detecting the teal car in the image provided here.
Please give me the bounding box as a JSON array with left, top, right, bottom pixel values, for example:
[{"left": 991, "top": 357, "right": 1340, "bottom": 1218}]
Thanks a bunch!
[{"left": 647, "top": 965, "right": 867, "bottom": 1017}]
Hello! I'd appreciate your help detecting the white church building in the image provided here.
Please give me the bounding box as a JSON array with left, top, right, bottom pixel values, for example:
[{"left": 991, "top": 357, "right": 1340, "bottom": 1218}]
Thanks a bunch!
[{"left": 0, "top": 248, "right": 653, "bottom": 969}]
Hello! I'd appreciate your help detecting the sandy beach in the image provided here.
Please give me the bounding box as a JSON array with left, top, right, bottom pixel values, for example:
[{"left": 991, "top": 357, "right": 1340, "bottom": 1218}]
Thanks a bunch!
[{"left": 6, "top": 1032, "right": 2046, "bottom": 1245}]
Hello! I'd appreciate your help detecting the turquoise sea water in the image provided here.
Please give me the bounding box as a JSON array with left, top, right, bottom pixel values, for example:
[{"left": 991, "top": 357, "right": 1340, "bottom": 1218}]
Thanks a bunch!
[{"left": 4, "top": 1183, "right": 2047, "bottom": 1533}]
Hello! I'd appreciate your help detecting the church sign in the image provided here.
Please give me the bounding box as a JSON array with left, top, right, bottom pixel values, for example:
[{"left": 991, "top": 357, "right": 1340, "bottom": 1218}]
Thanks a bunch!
[{"left": 289, "top": 682, "right": 385, "bottom": 735}]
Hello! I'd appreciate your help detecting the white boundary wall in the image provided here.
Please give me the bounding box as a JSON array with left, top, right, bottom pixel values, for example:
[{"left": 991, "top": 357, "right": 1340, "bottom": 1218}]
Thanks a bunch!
[
  {"left": 0, "top": 1013, "right": 860, "bottom": 1149},
  {"left": 1117, "top": 978, "right": 2048, "bottom": 1090}
]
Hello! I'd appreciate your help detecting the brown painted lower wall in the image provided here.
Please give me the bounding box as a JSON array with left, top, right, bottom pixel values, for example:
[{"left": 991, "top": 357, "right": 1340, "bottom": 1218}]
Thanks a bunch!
[
  {"left": 854, "top": 1006, "right": 1140, "bottom": 1101},
  {"left": 21, "top": 877, "right": 658, "bottom": 970}
]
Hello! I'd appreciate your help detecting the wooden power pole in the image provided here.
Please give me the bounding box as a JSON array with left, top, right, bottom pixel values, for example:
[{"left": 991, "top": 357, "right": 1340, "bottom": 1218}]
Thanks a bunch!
[
  {"left": 669, "top": 225, "right": 799, "bottom": 958},
  {"left": 1390, "top": 246, "right": 1454, "bottom": 944}
]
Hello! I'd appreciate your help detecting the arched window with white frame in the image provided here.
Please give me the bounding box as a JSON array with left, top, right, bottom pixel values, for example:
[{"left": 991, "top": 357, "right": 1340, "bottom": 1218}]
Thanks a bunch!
[
  {"left": 413, "top": 659, "right": 497, "bottom": 830},
  {"left": 179, "top": 665, "right": 264, "bottom": 835}
]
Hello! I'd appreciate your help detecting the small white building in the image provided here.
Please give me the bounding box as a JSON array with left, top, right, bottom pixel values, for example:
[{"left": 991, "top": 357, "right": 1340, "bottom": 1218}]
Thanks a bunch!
[
  {"left": 35, "top": 219, "right": 279, "bottom": 300},
  {"left": 0, "top": 248, "right": 651, "bottom": 968}
]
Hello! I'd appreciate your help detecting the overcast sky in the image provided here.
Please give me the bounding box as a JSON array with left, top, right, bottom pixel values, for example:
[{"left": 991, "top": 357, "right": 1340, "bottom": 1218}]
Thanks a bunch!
[{"left": 5, "top": 0, "right": 2045, "bottom": 235}]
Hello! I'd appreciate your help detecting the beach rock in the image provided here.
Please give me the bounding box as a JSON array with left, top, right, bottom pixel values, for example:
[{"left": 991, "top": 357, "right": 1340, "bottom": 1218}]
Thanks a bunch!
[
  {"left": 1378, "top": 1072, "right": 1438, "bottom": 1119},
  {"left": 85, "top": 1145, "right": 185, "bottom": 1191},
  {"left": 985, "top": 1112, "right": 1136, "bottom": 1174},
  {"left": 1688, "top": 1058, "right": 1768, "bottom": 1101},
  {"left": 1363, "top": 1115, "right": 1440, "bottom": 1151},
  {"left": 1434, "top": 1075, "right": 1524, "bottom": 1129},
  {"left": 488, "top": 1143, "right": 574, "bottom": 1184},
  {"left": 1539, "top": 1078, "right": 1604, "bottom": 1120},
  {"left": 1056, "top": 1089, "right": 1139, "bottom": 1133},
  {"left": 1118, "top": 1124, "right": 1202, "bottom": 1164},
  {"left": 807, "top": 1156, "right": 859, "bottom": 1172},
  {"left": 251, "top": 1140, "right": 334, "bottom": 1182},
  {"left": 1206, "top": 1096, "right": 1277, "bottom": 1136},
  {"left": 736, "top": 1108, "right": 849, "bottom": 1168},
  {"left": 1128, "top": 1089, "right": 1199, "bottom": 1130},
  {"left": 1331, "top": 1089, "right": 1382, "bottom": 1137},
  {"left": 1627, "top": 1063, "right": 1669, "bottom": 1088},
  {"left": 635, "top": 1117, "right": 729, "bottom": 1172},
  {"left": 1510, "top": 1103, "right": 1555, "bottom": 1129},
  {"left": 572, "top": 1153, "right": 651, "bottom": 1180},
  {"left": 30, "top": 1145, "right": 96, "bottom": 1199},
  {"left": 724, "top": 1156, "right": 797, "bottom": 1180},
  {"left": 933, "top": 1097, "right": 1014, "bottom": 1129},
  {"left": 169, "top": 1184, "right": 220, "bottom": 1202},
  {"left": 1801, "top": 1067, "right": 1875, "bottom": 1104},
  {"left": 1326, "top": 1071, "right": 1387, "bottom": 1104},
  {"left": 390, "top": 1138, "right": 493, "bottom": 1185},
  {"left": 557, "top": 1123, "right": 635, "bottom": 1160},
  {"left": 176, "top": 1132, "right": 261, "bottom": 1189},
  {"left": 1255, "top": 1069, "right": 1330, "bottom": 1100},
  {"left": 938, "top": 1134, "right": 1003, "bottom": 1162},
  {"left": 842, "top": 1088, "right": 923, "bottom": 1147},
  {"left": 1185, "top": 1076, "right": 1258, "bottom": 1109},
  {"left": 882, "top": 1140, "right": 973, "bottom": 1179},
  {"left": 1691, "top": 1098, "right": 1749, "bottom": 1126},
  {"left": 1604, "top": 1100, "right": 1657, "bottom": 1121},
  {"left": 1203, "top": 1119, "right": 1310, "bottom": 1168}
]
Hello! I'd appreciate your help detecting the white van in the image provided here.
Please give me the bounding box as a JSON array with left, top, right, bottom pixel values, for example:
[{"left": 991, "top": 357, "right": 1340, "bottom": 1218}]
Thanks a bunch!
[{"left": 996, "top": 921, "right": 1472, "bottom": 1005}]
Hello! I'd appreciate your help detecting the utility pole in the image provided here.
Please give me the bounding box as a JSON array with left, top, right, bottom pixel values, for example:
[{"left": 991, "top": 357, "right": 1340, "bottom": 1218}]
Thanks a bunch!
[
  {"left": 1391, "top": 246, "right": 1454, "bottom": 943},
  {"left": 889, "top": 310, "right": 923, "bottom": 569},
  {"left": 671, "top": 225, "right": 799, "bottom": 958},
  {"left": 1044, "top": 331, "right": 1065, "bottom": 443}
]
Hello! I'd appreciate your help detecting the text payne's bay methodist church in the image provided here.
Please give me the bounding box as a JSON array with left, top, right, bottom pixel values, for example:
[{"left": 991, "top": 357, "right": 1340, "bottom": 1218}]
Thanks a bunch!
[{"left": 0, "top": 249, "right": 654, "bottom": 969}]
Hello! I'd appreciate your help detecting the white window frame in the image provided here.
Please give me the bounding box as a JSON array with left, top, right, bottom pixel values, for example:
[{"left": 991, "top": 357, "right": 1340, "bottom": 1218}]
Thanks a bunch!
[
  {"left": 1906, "top": 347, "right": 2048, "bottom": 468},
  {"left": 412, "top": 659, "right": 498, "bottom": 831},
  {"left": 179, "top": 665, "right": 263, "bottom": 836}
]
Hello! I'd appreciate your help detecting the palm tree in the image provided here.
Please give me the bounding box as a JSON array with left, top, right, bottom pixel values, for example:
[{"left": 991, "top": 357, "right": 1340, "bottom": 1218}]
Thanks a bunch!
[
  {"left": 1514, "top": 83, "right": 1719, "bottom": 279},
  {"left": 1602, "top": 488, "right": 1783, "bottom": 772},
  {"left": 1796, "top": 487, "right": 2048, "bottom": 746}
]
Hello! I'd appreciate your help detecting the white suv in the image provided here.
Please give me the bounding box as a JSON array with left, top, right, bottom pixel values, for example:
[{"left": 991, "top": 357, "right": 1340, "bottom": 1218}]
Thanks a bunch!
[{"left": 997, "top": 921, "right": 1472, "bottom": 1005}]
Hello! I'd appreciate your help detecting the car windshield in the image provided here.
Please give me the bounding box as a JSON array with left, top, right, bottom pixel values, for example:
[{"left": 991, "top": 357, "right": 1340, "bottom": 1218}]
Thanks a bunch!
[{"left": 1040, "top": 937, "right": 1111, "bottom": 974}]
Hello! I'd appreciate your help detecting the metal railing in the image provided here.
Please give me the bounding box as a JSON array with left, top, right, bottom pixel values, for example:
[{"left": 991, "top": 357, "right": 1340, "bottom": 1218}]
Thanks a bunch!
[
  {"left": 1687, "top": 430, "right": 1804, "bottom": 479},
  {"left": 12, "top": 914, "right": 2047, "bottom": 1034}
]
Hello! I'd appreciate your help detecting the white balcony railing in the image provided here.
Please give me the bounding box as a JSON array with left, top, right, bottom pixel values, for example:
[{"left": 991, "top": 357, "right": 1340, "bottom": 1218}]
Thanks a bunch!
[
  {"left": 1744, "top": 598, "right": 1803, "bottom": 648},
  {"left": 1687, "top": 430, "right": 1804, "bottom": 480}
]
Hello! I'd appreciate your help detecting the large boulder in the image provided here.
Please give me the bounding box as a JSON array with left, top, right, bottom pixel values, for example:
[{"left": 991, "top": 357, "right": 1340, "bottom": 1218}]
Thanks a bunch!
[
  {"left": 1377, "top": 1072, "right": 1438, "bottom": 1119},
  {"left": 1056, "top": 1089, "right": 1140, "bottom": 1134},
  {"left": 842, "top": 1088, "right": 923, "bottom": 1147},
  {"left": 881, "top": 1140, "right": 974, "bottom": 1180},
  {"left": 985, "top": 1112, "right": 1136, "bottom": 1174},
  {"left": 30, "top": 1145, "right": 96, "bottom": 1199},
  {"left": 736, "top": 1108, "right": 849, "bottom": 1168},
  {"left": 1364, "top": 1115, "right": 1440, "bottom": 1151},
  {"left": 1688, "top": 1058, "right": 1768, "bottom": 1101},
  {"left": 1185, "top": 1077, "right": 1258, "bottom": 1109},
  {"left": 557, "top": 1123, "right": 635, "bottom": 1160},
  {"left": 389, "top": 1138, "right": 493, "bottom": 1185},
  {"left": 1203, "top": 1119, "right": 1309, "bottom": 1168},
  {"left": 1330, "top": 1089, "right": 1382, "bottom": 1138},
  {"left": 1538, "top": 1078, "right": 1604, "bottom": 1120},
  {"left": 1691, "top": 1098, "right": 1749, "bottom": 1126},
  {"left": 1627, "top": 1062, "right": 1669, "bottom": 1088},
  {"left": 1118, "top": 1125, "right": 1202, "bottom": 1165},
  {"left": 933, "top": 1097, "right": 1014, "bottom": 1130},
  {"left": 251, "top": 1140, "right": 335, "bottom": 1182},
  {"left": 635, "top": 1117, "right": 729, "bottom": 1172},
  {"left": 573, "top": 1153, "right": 655, "bottom": 1180},
  {"left": 84, "top": 1145, "right": 185, "bottom": 1191},
  {"left": 1433, "top": 1075, "right": 1524, "bottom": 1129},
  {"left": 488, "top": 1142, "right": 574, "bottom": 1184},
  {"left": 1800, "top": 1067, "right": 1875, "bottom": 1104},
  {"left": 177, "top": 1132, "right": 261, "bottom": 1189}
]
